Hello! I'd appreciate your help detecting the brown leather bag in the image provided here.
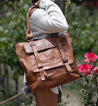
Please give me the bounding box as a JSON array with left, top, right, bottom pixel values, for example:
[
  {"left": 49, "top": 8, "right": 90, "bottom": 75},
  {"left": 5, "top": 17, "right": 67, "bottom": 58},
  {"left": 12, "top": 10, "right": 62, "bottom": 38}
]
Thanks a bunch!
[{"left": 14, "top": 6, "right": 80, "bottom": 93}]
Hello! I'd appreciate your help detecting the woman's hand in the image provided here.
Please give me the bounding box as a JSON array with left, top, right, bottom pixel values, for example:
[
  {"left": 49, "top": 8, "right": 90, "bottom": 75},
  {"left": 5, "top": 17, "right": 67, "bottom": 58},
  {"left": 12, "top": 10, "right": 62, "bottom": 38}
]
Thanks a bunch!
[
  {"left": 34, "top": 0, "right": 41, "bottom": 7},
  {"left": 30, "top": 0, "right": 41, "bottom": 16}
]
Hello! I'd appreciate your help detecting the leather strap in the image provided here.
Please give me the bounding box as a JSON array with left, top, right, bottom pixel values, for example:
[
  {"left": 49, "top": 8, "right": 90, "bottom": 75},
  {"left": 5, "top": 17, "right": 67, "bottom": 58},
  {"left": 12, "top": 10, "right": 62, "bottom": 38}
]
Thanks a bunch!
[
  {"left": 29, "top": 41, "right": 47, "bottom": 80},
  {"left": 56, "top": 36, "right": 73, "bottom": 72},
  {"left": 64, "top": 60, "right": 73, "bottom": 72},
  {"left": 29, "top": 41, "right": 41, "bottom": 66},
  {"left": 26, "top": 6, "right": 36, "bottom": 40},
  {"left": 26, "top": 6, "right": 48, "bottom": 80},
  {"left": 56, "top": 37, "right": 65, "bottom": 62},
  {"left": 39, "top": 68, "right": 47, "bottom": 81}
]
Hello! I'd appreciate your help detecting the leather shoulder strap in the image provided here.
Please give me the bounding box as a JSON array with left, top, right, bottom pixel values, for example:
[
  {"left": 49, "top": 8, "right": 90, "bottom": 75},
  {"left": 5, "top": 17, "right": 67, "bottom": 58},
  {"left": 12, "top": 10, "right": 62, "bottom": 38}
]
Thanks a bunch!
[{"left": 26, "top": 6, "right": 36, "bottom": 40}]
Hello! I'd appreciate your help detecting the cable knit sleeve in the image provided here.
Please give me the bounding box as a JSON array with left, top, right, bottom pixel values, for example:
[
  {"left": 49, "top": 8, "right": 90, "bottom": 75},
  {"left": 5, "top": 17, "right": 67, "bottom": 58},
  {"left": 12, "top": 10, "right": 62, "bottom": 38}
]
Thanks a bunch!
[
  {"left": 29, "top": 0, "right": 68, "bottom": 34},
  {"left": 39, "top": 0, "right": 69, "bottom": 32}
]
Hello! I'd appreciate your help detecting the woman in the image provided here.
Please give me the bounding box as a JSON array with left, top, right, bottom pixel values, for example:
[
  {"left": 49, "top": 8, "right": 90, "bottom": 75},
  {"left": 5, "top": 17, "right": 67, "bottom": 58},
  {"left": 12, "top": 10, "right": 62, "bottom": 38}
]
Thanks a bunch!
[{"left": 24, "top": 0, "right": 69, "bottom": 105}]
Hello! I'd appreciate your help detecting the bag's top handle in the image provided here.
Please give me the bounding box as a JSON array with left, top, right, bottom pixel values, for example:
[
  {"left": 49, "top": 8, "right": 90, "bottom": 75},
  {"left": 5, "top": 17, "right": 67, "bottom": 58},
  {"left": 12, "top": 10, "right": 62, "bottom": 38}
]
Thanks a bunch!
[{"left": 26, "top": 6, "right": 35, "bottom": 40}]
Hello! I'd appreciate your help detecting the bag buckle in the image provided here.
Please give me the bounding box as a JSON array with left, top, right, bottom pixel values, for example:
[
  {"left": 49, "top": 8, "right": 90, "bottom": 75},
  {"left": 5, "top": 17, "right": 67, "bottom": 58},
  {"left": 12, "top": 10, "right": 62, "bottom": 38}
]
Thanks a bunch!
[{"left": 29, "top": 42, "right": 35, "bottom": 46}]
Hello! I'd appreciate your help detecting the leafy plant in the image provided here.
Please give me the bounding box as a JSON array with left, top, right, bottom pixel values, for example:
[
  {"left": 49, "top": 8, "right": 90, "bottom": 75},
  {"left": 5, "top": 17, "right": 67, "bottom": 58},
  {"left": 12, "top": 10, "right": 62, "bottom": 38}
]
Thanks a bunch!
[
  {"left": 0, "top": 0, "right": 31, "bottom": 79},
  {"left": 66, "top": 3, "right": 98, "bottom": 55},
  {"left": 58, "top": 93, "right": 69, "bottom": 106},
  {"left": 78, "top": 52, "right": 98, "bottom": 105}
]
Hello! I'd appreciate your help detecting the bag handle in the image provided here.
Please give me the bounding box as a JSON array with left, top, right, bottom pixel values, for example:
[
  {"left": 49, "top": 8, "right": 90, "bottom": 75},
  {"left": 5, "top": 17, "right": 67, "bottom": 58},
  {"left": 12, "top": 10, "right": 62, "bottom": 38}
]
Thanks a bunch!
[{"left": 26, "top": 6, "right": 36, "bottom": 40}]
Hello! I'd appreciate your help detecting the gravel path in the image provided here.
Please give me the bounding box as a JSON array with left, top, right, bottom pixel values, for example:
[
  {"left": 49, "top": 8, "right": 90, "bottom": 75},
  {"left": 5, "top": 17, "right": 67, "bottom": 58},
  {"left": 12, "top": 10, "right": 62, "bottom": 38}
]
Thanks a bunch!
[{"left": 62, "top": 89, "right": 84, "bottom": 106}]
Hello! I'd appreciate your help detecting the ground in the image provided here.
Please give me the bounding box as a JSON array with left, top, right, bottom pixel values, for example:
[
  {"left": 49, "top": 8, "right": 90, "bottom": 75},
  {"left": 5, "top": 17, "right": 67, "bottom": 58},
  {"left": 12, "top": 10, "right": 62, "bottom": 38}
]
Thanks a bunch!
[{"left": 62, "top": 89, "right": 84, "bottom": 106}]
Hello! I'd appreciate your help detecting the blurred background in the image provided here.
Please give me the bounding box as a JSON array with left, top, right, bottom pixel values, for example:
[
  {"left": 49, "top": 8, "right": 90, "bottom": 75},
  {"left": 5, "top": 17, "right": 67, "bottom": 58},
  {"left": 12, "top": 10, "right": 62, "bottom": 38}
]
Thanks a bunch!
[{"left": 0, "top": 0, "right": 98, "bottom": 106}]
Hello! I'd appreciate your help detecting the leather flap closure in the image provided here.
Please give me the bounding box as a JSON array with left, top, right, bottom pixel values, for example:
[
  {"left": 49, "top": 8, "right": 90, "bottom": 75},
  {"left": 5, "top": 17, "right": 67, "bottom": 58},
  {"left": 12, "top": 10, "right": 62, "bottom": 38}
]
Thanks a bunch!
[
  {"left": 34, "top": 37, "right": 57, "bottom": 51},
  {"left": 24, "top": 43, "right": 33, "bottom": 53},
  {"left": 24, "top": 36, "right": 57, "bottom": 54}
]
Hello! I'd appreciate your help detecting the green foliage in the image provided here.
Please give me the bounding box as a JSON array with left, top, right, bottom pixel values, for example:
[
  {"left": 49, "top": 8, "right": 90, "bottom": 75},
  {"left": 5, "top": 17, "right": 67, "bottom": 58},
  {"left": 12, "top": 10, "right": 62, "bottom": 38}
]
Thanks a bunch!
[
  {"left": 0, "top": 0, "right": 31, "bottom": 79},
  {"left": 80, "top": 74, "right": 98, "bottom": 105},
  {"left": 63, "top": 81, "right": 82, "bottom": 92},
  {"left": 0, "top": 87, "right": 14, "bottom": 106},
  {"left": 66, "top": 3, "right": 98, "bottom": 55},
  {"left": 57, "top": 95, "right": 69, "bottom": 106},
  {"left": 78, "top": 53, "right": 98, "bottom": 105},
  {"left": 57, "top": 101, "right": 69, "bottom": 106}
]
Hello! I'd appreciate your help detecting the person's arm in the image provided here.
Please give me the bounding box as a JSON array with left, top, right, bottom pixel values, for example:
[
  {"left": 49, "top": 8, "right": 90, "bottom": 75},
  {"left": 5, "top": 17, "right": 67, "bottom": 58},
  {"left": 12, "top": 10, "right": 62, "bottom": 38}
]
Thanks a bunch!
[
  {"left": 30, "top": 0, "right": 68, "bottom": 34},
  {"left": 39, "top": 0, "right": 68, "bottom": 31}
]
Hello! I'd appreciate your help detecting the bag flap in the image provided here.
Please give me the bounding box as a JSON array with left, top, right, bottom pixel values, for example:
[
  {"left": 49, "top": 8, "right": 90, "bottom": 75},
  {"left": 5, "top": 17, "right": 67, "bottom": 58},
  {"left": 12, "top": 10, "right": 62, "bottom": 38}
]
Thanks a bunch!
[
  {"left": 24, "top": 36, "right": 57, "bottom": 54},
  {"left": 24, "top": 43, "right": 33, "bottom": 53},
  {"left": 35, "top": 37, "right": 57, "bottom": 51}
]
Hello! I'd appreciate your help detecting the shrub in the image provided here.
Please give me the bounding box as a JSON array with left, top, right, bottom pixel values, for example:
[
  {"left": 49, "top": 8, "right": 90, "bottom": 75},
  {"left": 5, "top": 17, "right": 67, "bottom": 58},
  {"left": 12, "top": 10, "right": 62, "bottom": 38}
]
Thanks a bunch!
[
  {"left": 66, "top": 3, "right": 98, "bottom": 55},
  {"left": 78, "top": 52, "right": 98, "bottom": 105}
]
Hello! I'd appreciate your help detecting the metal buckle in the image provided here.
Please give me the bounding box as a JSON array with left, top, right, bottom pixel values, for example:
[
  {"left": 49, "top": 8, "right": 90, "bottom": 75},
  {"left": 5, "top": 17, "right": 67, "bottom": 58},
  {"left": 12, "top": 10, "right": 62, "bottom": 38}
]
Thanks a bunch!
[{"left": 29, "top": 42, "right": 35, "bottom": 46}]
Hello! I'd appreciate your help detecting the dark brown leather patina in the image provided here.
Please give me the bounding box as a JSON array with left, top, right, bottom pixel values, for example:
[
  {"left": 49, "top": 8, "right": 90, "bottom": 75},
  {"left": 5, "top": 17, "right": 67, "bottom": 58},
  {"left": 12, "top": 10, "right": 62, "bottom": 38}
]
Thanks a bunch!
[{"left": 14, "top": 6, "right": 80, "bottom": 93}]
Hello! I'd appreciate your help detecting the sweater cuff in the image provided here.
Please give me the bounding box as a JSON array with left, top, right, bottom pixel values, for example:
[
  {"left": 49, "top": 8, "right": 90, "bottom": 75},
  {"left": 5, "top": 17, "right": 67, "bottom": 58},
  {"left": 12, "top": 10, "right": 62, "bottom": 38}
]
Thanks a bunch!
[{"left": 39, "top": 0, "right": 50, "bottom": 9}]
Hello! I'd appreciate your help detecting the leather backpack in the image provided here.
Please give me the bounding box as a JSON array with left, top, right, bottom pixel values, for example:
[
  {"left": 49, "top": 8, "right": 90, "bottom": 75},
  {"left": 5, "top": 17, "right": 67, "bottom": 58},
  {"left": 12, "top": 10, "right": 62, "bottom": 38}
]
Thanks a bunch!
[{"left": 14, "top": 6, "right": 80, "bottom": 93}]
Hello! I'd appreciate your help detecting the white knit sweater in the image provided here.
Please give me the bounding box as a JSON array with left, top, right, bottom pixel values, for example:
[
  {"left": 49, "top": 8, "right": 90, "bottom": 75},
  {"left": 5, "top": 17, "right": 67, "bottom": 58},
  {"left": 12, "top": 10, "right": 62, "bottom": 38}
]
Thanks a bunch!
[
  {"left": 24, "top": 0, "right": 69, "bottom": 94},
  {"left": 29, "top": 0, "right": 69, "bottom": 37}
]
